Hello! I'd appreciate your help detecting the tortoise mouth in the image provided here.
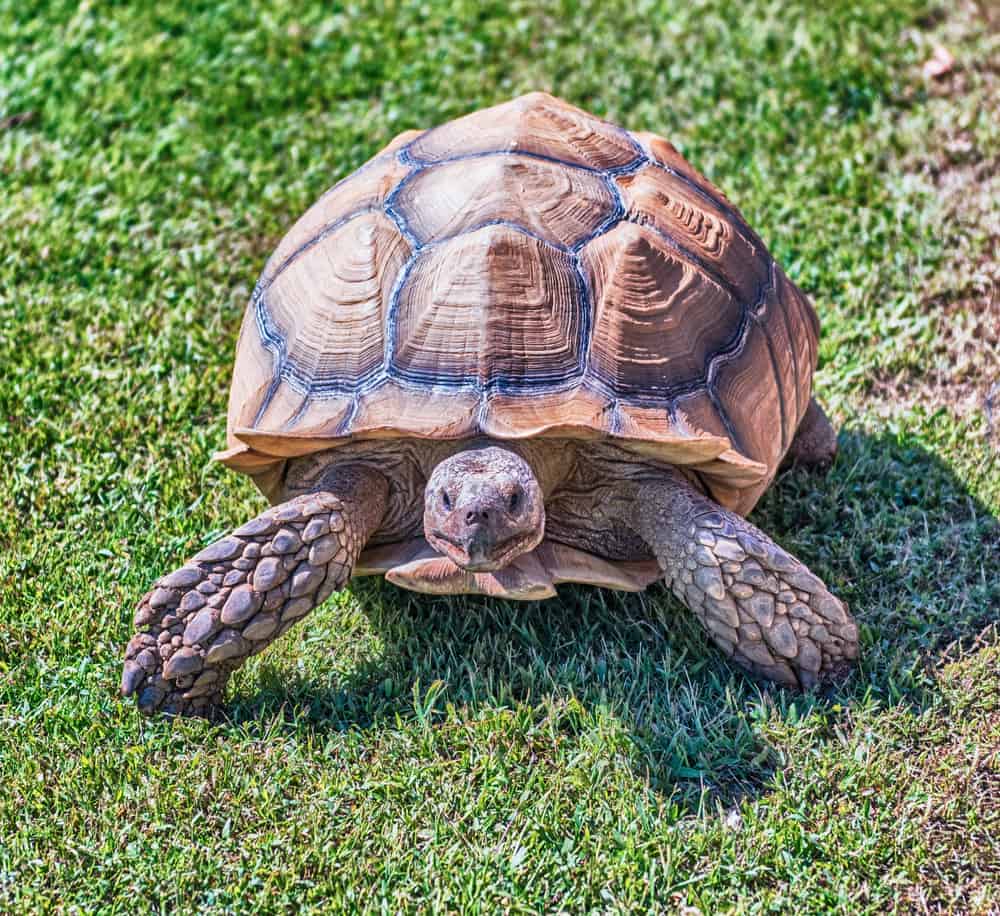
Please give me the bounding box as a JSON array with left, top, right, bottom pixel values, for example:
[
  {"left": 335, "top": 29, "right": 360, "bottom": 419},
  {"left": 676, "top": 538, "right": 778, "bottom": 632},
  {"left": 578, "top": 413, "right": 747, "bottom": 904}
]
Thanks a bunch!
[{"left": 428, "top": 528, "right": 541, "bottom": 572}]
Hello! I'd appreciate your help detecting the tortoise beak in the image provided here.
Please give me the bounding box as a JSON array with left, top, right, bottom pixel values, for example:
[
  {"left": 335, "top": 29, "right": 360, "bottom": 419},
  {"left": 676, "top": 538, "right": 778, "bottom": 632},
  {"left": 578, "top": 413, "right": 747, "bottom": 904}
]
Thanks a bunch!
[{"left": 429, "top": 500, "right": 541, "bottom": 572}]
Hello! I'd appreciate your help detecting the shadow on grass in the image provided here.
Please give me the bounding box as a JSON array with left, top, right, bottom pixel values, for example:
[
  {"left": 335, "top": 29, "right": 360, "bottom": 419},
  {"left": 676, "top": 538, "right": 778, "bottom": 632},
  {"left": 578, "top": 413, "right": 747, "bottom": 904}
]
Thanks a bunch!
[{"left": 234, "top": 429, "right": 999, "bottom": 810}]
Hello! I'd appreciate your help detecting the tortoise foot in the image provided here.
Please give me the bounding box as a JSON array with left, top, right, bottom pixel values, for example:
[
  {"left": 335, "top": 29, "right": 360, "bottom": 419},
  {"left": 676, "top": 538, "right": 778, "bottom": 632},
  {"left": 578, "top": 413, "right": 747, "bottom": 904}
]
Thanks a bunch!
[
  {"left": 676, "top": 511, "right": 859, "bottom": 690},
  {"left": 121, "top": 491, "right": 363, "bottom": 717},
  {"left": 637, "top": 470, "right": 859, "bottom": 691}
]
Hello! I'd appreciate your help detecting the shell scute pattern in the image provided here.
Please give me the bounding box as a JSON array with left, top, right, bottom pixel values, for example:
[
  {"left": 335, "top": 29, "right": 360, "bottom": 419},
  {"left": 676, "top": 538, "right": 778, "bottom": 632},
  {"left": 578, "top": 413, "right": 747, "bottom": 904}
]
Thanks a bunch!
[{"left": 225, "top": 93, "right": 819, "bottom": 513}]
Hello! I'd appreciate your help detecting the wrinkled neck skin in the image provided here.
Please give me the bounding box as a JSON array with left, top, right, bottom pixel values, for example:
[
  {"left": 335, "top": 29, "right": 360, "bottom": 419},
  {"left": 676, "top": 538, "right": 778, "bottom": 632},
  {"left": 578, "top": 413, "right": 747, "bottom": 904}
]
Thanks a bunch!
[{"left": 280, "top": 437, "right": 577, "bottom": 565}]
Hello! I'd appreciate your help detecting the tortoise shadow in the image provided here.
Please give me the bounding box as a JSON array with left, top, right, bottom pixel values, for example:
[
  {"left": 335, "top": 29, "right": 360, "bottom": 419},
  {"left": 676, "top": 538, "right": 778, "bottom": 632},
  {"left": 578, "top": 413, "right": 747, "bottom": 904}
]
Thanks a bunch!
[{"left": 234, "top": 428, "right": 999, "bottom": 811}]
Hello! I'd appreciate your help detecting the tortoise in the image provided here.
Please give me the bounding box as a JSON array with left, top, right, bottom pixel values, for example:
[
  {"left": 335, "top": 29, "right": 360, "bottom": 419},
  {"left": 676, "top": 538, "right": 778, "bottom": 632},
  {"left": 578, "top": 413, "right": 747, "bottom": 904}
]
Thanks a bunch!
[{"left": 122, "top": 92, "right": 858, "bottom": 717}]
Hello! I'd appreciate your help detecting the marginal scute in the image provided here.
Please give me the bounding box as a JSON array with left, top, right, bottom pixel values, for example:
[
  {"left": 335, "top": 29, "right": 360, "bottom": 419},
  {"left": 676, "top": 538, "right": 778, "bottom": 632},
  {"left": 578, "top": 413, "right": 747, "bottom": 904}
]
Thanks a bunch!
[
  {"left": 343, "top": 380, "right": 480, "bottom": 441},
  {"left": 391, "top": 154, "right": 616, "bottom": 248},
  {"left": 581, "top": 221, "right": 742, "bottom": 396},
  {"left": 392, "top": 224, "right": 583, "bottom": 389},
  {"left": 405, "top": 92, "right": 642, "bottom": 172},
  {"left": 713, "top": 320, "right": 786, "bottom": 477}
]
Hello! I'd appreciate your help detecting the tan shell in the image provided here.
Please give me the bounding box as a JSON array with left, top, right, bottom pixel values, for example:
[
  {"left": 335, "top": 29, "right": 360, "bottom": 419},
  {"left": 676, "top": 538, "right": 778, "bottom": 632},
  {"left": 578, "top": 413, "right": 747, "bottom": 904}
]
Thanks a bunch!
[{"left": 219, "top": 93, "right": 819, "bottom": 515}]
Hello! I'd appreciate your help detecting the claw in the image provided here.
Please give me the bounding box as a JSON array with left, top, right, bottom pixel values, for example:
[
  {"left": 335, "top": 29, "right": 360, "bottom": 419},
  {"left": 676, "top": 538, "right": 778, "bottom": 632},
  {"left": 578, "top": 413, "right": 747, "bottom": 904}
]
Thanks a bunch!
[{"left": 120, "top": 661, "right": 145, "bottom": 697}]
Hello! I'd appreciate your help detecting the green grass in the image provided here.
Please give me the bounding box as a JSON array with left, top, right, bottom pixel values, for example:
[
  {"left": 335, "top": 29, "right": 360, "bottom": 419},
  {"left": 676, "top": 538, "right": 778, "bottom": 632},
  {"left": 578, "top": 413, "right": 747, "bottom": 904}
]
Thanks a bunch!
[{"left": 1, "top": 0, "right": 998, "bottom": 911}]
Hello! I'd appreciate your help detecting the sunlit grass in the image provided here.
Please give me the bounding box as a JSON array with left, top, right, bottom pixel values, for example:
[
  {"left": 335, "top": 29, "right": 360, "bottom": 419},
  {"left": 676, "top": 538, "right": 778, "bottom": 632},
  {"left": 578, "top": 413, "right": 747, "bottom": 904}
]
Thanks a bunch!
[{"left": 0, "top": 0, "right": 997, "bottom": 911}]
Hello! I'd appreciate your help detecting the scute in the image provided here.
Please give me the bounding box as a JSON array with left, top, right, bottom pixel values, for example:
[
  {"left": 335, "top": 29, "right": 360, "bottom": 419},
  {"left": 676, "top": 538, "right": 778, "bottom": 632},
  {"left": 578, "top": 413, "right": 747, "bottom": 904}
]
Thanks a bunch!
[
  {"left": 222, "top": 94, "right": 820, "bottom": 517},
  {"left": 262, "top": 212, "right": 410, "bottom": 393},
  {"left": 581, "top": 221, "right": 743, "bottom": 397},
  {"left": 390, "top": 154, "right": 616, "bottom": 248},
  {"left": 406, "top": 92, "right": 642, "bottom": 172},
  {"left": 391, "top": 225, "right": 583, "bottom": 389},
  {"left": 615, "top": 164, "right": 767, "bottom": 304}
]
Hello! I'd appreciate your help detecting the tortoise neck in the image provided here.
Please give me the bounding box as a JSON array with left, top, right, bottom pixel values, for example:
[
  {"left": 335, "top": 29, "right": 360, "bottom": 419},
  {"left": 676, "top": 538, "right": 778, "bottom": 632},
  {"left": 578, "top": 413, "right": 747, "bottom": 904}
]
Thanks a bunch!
[{"left": 455, "top": 437, "right": 576, "bottom": 497}]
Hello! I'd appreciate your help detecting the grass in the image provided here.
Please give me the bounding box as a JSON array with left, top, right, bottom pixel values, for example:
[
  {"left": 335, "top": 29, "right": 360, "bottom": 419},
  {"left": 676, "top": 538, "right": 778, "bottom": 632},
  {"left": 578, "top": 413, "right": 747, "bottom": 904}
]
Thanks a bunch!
[{"left": 1, "top": 0, "right": 998, "bottom": 911}]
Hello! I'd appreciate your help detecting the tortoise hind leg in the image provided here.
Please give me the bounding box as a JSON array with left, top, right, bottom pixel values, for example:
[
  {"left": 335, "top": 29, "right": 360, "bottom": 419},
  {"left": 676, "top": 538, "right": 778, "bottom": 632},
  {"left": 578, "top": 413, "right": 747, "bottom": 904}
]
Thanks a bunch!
[
  {"left": 122, "top": 466, "right": 388, "bottom": 717},
  {"left": 632, "top": 469, "right": 858, "bottom": 690},
  {"left": 784, "top": 396, "right": 838, "bottom": 469}
]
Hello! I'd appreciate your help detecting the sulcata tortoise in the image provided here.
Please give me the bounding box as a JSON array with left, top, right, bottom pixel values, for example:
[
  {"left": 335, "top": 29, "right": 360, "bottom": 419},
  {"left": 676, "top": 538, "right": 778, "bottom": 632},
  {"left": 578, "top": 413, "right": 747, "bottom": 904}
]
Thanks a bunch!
[{"left": 122, "top": 92, "right": 858, "bottom": 717}]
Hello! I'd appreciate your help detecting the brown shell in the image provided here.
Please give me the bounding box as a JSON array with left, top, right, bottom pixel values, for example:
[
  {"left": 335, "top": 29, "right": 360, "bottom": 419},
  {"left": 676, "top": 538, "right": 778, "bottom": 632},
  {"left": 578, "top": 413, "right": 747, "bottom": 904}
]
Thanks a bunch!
[{"left": 220, "top": 93, "right": 819, "bottom": 515}]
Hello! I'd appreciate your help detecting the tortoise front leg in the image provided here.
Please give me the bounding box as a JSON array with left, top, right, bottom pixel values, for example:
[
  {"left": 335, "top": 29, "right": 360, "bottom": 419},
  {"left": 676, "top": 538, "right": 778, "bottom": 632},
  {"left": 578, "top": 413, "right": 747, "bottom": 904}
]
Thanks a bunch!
[
  {"left": 632, "top": 470, "right": 858, "bottom": 690},
  {"left": 122, "top": 466, "right": 388, "bottom": 717}
]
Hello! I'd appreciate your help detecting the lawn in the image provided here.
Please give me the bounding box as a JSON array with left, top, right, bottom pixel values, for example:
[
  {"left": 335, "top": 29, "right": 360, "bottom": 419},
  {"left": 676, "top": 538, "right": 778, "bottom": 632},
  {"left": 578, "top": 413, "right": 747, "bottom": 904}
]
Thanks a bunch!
[{"left": 1, "top": 0, "right": 998, "bottom": 911}]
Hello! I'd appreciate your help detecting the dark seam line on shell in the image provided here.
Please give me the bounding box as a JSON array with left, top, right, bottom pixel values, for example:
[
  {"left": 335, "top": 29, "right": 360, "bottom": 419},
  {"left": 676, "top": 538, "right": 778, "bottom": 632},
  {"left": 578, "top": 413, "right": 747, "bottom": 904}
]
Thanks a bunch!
[
  {"left": 381, "top": 243, "right": 422, "bottom": 383},
  {"left": 382, "top": 168, "right": 422, "bottom": 249},
  {"left": 251, "top": 283, "right": 289, "bottom": 425},
  {"left": 335, "top": 395, "right": 361, "bottom": 436},
  {"left": 755, "top": 314, "right": 788, "bottom": 451},
  {"left": 383, "top": 200, "right": 420, "bottom": 249},
  {"left": 771, "top": 262, "right": 801, "bottom": 424},
  {"left": 283, "top": 392, "right": 313, "bottom": 431},
  {"left": 566, "top": 175, "right": 626, "bottom": 255},
  {"left": 400, "top": 144, "right": 645, "bottom": 177},
  {"left": 254, "top": 373, "right": 283, "bottom": 429},
  {"left": 606, "top": 401, "right": 622, "bottom": 435},
  {"left": 705, "top": 384, "right": 744, "bottom": 456},
  {"left": 665, "top": 399, "right": 680, "bottom": 427},
  {"left": 571, "top": 250, "right": 594, "bottom": 382},
  {"left": 646, "top": 161, "right": 768, "bottom": 254},
  {"left": 261, "top": 207, "right": 382, "bottom": 293}
]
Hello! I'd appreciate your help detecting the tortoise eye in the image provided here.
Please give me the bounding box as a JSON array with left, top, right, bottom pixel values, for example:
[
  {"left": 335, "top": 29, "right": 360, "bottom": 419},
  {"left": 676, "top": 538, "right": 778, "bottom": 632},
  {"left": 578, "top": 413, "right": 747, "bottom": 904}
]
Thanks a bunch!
[
  {"left": 441, "top": 491, "right": 452, "bottom": 511},
  {"left": 509, "top": 489, "right": 521, "bottom": 511}
]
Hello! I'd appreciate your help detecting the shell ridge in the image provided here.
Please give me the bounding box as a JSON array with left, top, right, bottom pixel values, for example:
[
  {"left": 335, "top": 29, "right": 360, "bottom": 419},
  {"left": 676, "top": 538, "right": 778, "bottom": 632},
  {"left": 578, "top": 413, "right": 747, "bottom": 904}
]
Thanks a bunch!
[{"left": 406, "top": 145, "right": 629, "bottom": 176}]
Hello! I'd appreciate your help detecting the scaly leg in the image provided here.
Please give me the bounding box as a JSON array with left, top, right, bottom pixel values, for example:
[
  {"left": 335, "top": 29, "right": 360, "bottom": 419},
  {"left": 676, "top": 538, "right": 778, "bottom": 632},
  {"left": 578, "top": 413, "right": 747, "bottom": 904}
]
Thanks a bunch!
[
  {"left": 784, "top": 396, "right": 838, "bottom": 469},
  {"left": 633, "top": 469, "right": 858, "bottom": 689},
  {"left": 122, "top": 466, "right": 388, "bottom": 717}
]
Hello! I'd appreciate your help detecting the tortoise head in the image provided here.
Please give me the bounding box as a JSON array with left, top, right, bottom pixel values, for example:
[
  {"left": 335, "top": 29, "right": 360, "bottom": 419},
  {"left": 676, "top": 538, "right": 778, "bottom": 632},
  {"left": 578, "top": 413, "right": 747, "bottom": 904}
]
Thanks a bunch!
[{"left": 424, "top": 445, "right": 545, "bottom": 572}]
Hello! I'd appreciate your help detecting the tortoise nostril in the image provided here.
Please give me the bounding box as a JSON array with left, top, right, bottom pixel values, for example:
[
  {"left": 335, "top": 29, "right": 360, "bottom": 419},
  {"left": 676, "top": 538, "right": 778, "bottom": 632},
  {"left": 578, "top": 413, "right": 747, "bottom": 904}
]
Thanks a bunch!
[
  {"left": 465, "top": 508, "right": 489, "bottom": 526},
  {"left": 465, "top": 510, "right": 477, "bottom": 525}
]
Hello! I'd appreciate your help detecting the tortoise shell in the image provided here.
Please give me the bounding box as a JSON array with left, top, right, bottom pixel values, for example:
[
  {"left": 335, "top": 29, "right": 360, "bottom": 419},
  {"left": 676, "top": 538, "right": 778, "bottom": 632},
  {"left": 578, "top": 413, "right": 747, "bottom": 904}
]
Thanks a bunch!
[{"left": 219, "top": 93, "right": 819, "bottom": 516}]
